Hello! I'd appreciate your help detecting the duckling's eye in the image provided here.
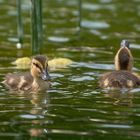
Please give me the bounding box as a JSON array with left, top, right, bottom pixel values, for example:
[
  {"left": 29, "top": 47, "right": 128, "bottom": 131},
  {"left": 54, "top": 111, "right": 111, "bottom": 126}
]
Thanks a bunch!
[{"left": 33, "top": 62, "right": 42, "bottom": 70}]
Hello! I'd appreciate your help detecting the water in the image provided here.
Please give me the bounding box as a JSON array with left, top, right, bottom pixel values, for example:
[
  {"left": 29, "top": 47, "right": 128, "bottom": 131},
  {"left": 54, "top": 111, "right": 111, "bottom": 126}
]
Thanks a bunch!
[{"left": 0, "top": 0, "right": 140, "bottom": 139}]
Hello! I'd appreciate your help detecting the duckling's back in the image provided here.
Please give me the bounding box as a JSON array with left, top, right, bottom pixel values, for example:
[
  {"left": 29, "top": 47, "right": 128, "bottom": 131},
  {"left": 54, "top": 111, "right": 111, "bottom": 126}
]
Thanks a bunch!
[
  {"left": 100, "top": 71, "right": 140, "bottom": 88},
  {"left": 3, "top": 72, "right": 33, "bottom": 91}
]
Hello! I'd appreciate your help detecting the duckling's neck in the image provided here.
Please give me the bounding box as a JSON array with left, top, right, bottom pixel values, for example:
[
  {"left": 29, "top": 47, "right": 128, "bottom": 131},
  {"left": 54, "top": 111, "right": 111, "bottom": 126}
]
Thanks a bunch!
[
  {"left": 115, "top": 48, "right": 133, "bottom": 71},
  {"left": 32, "top": 78, "right": 49, "bottom": 90}
]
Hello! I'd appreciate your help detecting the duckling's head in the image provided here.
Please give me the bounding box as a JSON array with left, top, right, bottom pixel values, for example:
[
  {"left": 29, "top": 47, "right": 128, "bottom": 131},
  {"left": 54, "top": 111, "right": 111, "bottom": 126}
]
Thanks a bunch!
[
  {"left": 31, "top": 55, "right": 51, "bottom": 81},
  {"left": 115, "top": 40, "right": 133, "bottom": 71}
]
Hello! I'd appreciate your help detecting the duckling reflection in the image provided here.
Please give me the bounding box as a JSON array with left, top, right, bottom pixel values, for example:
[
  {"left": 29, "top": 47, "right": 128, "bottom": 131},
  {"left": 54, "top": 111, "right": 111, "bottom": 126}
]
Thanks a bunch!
[
  {"left": 28, "top": 92, "right": 50, "bottom": 137},
  {"left": 3, "top": 55, "right": 51, "bottom": 92},
  {"left": 100, "top": 40, "right": 140, "bottom": 88},
  {"left": 104, "top": 90, "right": 133, "bottom": 106},
  {"left": 6, "top": 91, "right": 50, "bottom": 138}
]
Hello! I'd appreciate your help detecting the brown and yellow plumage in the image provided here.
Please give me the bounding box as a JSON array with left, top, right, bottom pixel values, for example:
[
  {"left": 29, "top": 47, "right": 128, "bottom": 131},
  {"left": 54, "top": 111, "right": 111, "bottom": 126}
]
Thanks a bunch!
[
  {"left": 3, "top": 55, "right": 51, "bottom": 92},
  {"left": 99, "top": 40, "right": 140, "bottom": 88}
]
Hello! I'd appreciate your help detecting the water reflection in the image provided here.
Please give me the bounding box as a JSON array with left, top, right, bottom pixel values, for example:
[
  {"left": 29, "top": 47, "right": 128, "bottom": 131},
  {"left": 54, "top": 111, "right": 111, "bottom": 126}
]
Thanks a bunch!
[
  {"left": 1, "top": 0, "right": 140, "bottom": 139},
  {"left": 29, "top": 92, "right": 49, "bottom": 137},
  {"left": 48, "top": 36, "right": 70, "bottom": 43},
  {"left": 82, "top": 2, "right": 116, "bottom": 11},
  {"left": 6, "top": 91, "right": 50, "bottom": 138},
  {"left": 81, "top": 20, "right": 110, "bottom": 29},
  {"left": 104, "top": 89, "right": 134, "bottom": 106}
]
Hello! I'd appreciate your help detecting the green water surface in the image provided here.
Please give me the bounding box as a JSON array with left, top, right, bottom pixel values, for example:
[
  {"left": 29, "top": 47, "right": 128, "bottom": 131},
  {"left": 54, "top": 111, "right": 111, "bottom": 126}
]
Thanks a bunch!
[{"left": 0, "top": 0, "right": 140, "bottom": 140}]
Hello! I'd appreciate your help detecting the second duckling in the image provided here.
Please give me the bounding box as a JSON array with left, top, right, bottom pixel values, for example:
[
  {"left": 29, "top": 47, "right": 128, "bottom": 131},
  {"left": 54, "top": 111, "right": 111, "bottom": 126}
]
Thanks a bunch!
[{"left": 99, "top": 40, "right": 140, "bottom": 88}]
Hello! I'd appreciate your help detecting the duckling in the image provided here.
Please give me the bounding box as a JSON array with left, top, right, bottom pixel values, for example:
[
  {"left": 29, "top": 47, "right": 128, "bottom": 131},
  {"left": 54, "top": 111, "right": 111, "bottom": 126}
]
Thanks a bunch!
[
  {"left": 3, "top": 55, "right": 51, "bottom": 92},
  {"left": 99, "top": 40, "right": 140, "bottom": 88}
]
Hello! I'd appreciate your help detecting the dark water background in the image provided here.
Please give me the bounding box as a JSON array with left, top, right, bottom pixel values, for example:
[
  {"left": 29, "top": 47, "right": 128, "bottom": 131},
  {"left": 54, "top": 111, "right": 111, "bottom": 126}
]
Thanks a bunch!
[{"left": 0, "top": 0, "right": 140, "bottom": 139}]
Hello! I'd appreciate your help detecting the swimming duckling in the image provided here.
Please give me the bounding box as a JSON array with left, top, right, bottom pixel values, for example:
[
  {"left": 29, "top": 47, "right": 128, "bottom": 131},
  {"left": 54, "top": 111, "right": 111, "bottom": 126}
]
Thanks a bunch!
[
  {"left": 3, "top": 55, "right": 51, "bottom": 92},
  {"left": 99, "top": 40, "right": 140, "bottom": 88}
]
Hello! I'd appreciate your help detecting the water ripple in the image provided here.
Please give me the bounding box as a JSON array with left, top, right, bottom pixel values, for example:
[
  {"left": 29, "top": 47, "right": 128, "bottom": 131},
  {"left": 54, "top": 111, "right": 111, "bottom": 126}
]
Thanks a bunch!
[
  {"left": 72, "top": 62, "right": 114, "bottom": 70},
  {"left": 82, "top": 20, "right": 110, "bottom": 29},
  {"left": 48, "top": 36, "right": 70, "bottom": 43},
  {"left": 70, "top": 76, "right": 94, "bottom": 82},
  {"left": 101, "top": 124, "right": 132, "bottom": 129},
  {"left": 20, "top": 114, "right": 44, "bottom": 119}
]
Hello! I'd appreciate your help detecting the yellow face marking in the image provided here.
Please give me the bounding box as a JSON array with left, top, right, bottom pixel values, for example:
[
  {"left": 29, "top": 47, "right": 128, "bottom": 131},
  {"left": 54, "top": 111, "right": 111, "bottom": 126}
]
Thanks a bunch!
[
  {"left": 32, "top": 59, "right": 44, "bottom": 72},
  {"left": 31, "top": 58, "right": 49, "bottom": 78},
  {"left": 114, "top": 47, "right": 133, "bottom": 71}
]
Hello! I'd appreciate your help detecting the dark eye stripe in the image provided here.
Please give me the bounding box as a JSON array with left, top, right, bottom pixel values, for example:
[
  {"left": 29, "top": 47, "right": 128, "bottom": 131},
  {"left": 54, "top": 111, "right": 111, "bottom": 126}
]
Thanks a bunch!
[{"left": 33, "top": 63, "right": 42, "bottom": 71}]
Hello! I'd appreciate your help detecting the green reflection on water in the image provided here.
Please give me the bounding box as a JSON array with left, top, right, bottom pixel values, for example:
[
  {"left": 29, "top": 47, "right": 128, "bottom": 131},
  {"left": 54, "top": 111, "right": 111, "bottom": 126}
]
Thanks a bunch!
[{"left": 0, "top": 0, "right": 140, "bottom": 140}]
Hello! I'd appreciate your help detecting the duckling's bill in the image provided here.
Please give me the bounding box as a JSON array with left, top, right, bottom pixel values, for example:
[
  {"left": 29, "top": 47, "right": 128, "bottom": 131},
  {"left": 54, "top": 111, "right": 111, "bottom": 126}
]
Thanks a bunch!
[{"left": 41, "top": 69, "right": 51, "bottom": 81}]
